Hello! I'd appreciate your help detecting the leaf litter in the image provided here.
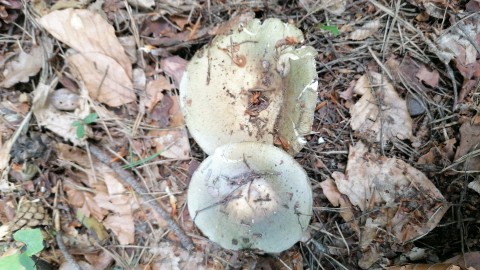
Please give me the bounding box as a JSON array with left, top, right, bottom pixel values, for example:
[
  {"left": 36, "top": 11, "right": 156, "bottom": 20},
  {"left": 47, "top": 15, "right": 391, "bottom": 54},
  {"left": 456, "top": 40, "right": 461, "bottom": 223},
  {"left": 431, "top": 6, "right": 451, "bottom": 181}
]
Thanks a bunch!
[{"left": 325, "top": 142, "right": 449, "bottom": 268}]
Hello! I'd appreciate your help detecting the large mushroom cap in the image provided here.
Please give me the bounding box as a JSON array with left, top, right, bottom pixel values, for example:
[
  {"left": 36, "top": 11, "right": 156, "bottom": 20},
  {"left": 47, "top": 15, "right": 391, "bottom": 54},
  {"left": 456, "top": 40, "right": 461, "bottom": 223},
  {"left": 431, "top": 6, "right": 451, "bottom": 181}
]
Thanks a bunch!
[
  {"left": 187, "top": 142, "right": 313, "bottom": 253},
  {"left": 180, "top": 18, "right": 318, "bottom": 155}
]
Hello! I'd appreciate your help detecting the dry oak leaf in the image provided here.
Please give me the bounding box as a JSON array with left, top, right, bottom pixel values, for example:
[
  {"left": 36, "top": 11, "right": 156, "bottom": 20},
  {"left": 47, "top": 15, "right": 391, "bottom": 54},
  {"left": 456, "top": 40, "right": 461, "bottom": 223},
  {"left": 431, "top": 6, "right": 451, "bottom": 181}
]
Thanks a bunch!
[
  {"left": 0, "top": 45, "right": 44, "bottom": 88},
  {"left": 348, "top": 20, "right": 381, "bottom": 40},
  {"left": 350, "top": 72, "right": 413, "bottom": 142}
]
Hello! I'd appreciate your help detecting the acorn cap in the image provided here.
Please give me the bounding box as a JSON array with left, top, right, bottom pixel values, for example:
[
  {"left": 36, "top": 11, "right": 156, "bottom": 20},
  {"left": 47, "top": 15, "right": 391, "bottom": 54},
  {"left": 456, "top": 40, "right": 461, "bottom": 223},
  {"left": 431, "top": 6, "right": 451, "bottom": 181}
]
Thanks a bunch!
[
  {"left": 180, "top": 18, "right": 318, "bottom": 155},
  {"left": 187, "top": 142, "right": 313, "bottom": 253}
]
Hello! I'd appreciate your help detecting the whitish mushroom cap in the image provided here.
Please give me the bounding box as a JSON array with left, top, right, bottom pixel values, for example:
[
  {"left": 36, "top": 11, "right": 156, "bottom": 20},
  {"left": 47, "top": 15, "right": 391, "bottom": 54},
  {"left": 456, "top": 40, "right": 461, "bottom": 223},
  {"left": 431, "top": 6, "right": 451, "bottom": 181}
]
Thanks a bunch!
[
  {"left": 187, "top": 142, "right": 313, "bottom": 253},
  {"left": 180, "top": 18, "right": 318, "bottom": 155}
]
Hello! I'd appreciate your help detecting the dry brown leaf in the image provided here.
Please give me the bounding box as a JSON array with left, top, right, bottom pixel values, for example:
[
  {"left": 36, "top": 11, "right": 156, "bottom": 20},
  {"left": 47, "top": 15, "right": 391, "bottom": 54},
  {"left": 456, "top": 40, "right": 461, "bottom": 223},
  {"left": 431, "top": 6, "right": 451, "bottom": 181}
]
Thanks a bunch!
[
  {"left": 444, "top": 251, "right": 480, "bottom": 270},
  {"left": 84, "top": 251, "right": 114, "bottom": 270},
  {"left": 118, "top": 35, "right": 138, "bottom": 64},
  {"left": 169, "top": 95, "right": 185, "bottom": 127},
  {"left": 299, "top": 0, "right": 346, "bottom": 15},
  {"left": 348, "top": 20, "right": 381, "bottom": 40},
  {"left": 65, "top": 184, "right": 108, "bottom": 221},
  {"left": 417, "top": 138, "right": 456, "bottom": 166},
  {"left": 416, "top": 65, "right": 440, "bottom": 88},
  {"left": 32, "top": 82, "right": 91, "bottom": 145},
  {"left": 149, "top": 128, "right": 191, "bottom": 159},
  {"left": 150, "top": 242, "right": 207, "bottom": 270},
  {"left": 103, "top": 213, "right": 134, "bottom": 245},
  {"left": 0, "top": 45, "right": 44, "bottom": 88},
  {"left": 38, "top": 8, "right": 132, "bottom": 78},
  {"left": 319, "top": 179, "right": 359, "bottom": 234},
  {"left": 57, "top": 143, "right": 137, "bottom": 244},
  {"left": 160, "top": 56, "right": 188, "bottom": 88},
  {"left": 330, "top": 142, "right": 449, "bottom": 268},
  {"left": 170, "top": 15, "right": 189, "bottom": 30},
  {"left": 67, "top": 51, "right": 135, "bottom": 107},
  {"left": 454, "top": 121, "right": 480, "bottom": 171},
  {"left": 145, "top": 77, "right": 171, "bottom": 110},
  {"left": 350, "top": 72, "right": 413, "bottom": 141}
]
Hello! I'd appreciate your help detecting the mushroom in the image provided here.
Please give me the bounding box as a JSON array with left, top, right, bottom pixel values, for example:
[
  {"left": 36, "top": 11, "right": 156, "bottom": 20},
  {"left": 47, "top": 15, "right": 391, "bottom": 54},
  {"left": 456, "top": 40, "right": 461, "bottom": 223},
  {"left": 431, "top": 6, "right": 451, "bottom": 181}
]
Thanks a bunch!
[
  {"left": 180, "top": 18, "right": 318, "bottom": 155},
  {"left": 187, "top": 142, "right": 312, "bottom": 253}
]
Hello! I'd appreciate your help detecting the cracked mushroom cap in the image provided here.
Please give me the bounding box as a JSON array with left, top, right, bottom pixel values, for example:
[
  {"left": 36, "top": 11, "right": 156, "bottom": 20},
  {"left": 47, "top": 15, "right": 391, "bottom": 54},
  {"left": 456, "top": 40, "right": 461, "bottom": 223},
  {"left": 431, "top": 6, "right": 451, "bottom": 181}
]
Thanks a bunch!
[
  {"left": 180, "top": 18, "right": 318, "bottom": 155},
  {"left": 187, "top": 142, "right": 313, "bottom": 253}
]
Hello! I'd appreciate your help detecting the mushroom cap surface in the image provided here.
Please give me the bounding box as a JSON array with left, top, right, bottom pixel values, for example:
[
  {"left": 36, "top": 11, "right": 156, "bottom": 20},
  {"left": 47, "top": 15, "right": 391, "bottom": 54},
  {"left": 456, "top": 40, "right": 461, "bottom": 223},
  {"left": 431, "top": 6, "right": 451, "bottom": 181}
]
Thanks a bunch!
[
  {"left": 180, "top": 18, "right": 318, "bottom": 155},
  {"left": 187, "top": 142, "right": 313, "bottom": 253}
]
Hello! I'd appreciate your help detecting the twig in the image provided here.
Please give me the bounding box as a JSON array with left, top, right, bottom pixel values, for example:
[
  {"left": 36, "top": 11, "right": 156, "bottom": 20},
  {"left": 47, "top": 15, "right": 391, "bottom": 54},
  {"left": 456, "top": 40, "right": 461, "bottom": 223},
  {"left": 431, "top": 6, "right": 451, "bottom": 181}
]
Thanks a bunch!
[
  {"left": 88, "top": 144, "right": 194, "bottom": 251},
  {"left": 56, "top": 232, "right": 81, "bottom": 270}
]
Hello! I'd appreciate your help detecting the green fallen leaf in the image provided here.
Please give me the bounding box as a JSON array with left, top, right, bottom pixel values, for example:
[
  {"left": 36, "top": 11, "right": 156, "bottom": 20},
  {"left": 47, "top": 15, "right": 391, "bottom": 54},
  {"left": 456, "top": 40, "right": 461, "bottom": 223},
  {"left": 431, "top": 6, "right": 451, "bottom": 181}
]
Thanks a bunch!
[
  {"left": 13, "top": 229, "right": 44, "bottom": 257},
  {"left": 317, "top": 24, "right": 340, "bottom": 37},
  {"left": 83, "top": 113, "right": 98, "bottom": 124}
]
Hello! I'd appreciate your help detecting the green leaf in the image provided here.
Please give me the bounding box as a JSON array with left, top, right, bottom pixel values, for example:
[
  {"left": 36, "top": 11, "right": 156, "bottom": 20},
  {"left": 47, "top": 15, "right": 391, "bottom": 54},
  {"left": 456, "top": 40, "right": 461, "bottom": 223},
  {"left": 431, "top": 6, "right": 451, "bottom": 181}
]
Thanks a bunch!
[
  {"left": 0, "top": 253, "right": 24, "bottom": 270},
  {"left": 83, "top": 113, "right": 98, "bottom": 124},
  {"left": 18, "top": 254, "right": 35, "bottom": 270},
  {"left": 318, "top": 24, "right": 340, "bottom": 37},
  {"left": 76, "top": 124, "right": 85, "bottom": 139},
  {"left": 13, "top": 229, "right": 44, "bottom": 256},
  {"left": 72, "top": 121, "right": 82, "bottom": 127}
]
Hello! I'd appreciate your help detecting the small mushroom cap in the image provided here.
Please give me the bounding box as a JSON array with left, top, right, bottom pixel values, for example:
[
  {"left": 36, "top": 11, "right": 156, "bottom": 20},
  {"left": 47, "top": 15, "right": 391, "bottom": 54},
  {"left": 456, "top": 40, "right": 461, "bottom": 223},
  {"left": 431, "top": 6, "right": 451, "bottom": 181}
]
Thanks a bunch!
[
  {"left": 187, "top": 142, "right": 313, "bottom": 253},
  {"left": 180, "top": 18, "right": 318, "bottom": 155}
]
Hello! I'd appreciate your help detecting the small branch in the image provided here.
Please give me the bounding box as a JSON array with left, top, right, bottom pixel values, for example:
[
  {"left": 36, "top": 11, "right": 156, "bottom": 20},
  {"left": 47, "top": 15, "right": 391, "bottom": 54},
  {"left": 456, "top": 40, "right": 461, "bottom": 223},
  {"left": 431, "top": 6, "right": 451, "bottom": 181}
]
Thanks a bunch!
[
  {"left": 88, "top": 144, "right": 194, "bottom": 251},
  {"left": 56, "top": 232, "right": 81, "bottom": 270}
]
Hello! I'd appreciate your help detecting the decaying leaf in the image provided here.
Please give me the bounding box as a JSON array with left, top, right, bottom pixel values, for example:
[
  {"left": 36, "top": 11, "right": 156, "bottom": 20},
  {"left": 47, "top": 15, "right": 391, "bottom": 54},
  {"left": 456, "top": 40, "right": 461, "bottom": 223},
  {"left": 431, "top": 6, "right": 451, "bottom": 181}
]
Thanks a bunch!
[
  {"left": 67, "top": 51, "right": 134, "bottom": 107},
  {"left": 149, "top": 128, "right": 190, "bottom": 159},
  {"left": 38, "top": 8, "right": 131, "bottom": 77},
  {"left": 57, "top": 143, "right": 138, "bottom": 245},
  {"left": 39, "top": 8, "right": 135, "bottom": 107},
  {"left": 416, "top": 65, "right": 440, "bottom": 88},
  {"left": 144, "top": 77, "right": 171, "bottom": 110},
  {"left": 329, "top": 142, "right": 449, "bottom": 268},
  {"left": 32, "top": 82, "right": 91, "bottom": 145},
  {"left": 0, "top": 46, "right": 44, "bottom": 88},
  {"left": 417, "top": 138, "right": 456, "bottom": 166},
  {"left": 454, "top": 121, "right": 480, "bottom": 171},
  {"left": 435, "top": 14, "right": 480, "bottom": 103},
  {"left": 350, "top": 72, "right": 413, "bottom": 142},
  {"left": 348, "top": 20, "right": 381, "bottom": 40},
  {"left": 160, "top": 56, "right": 187, "bottom": 88},
  {"left": 150, "top": 242, "right": 206, "bottom": 270},
  {"left": 299, "top": 0, "right": 347, "bottom": 15}
]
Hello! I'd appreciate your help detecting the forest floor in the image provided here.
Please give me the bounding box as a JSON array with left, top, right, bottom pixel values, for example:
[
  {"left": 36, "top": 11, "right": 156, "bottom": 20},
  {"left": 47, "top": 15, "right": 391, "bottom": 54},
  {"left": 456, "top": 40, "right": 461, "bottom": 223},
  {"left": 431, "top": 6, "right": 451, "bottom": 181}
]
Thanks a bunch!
[{"left": 1, "top": 0, "right": 480, "bottom": 269}]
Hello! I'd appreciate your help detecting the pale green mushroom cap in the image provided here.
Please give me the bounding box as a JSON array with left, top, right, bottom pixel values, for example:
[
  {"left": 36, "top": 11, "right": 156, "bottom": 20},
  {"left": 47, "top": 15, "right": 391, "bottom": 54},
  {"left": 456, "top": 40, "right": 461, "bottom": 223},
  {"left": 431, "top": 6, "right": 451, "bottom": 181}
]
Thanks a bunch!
[
  {"left": 180, "top": 18, "right": 318, "bottom": 155},
  {"left": 187, "top": 142, "right": 313, "bottom": 253}
]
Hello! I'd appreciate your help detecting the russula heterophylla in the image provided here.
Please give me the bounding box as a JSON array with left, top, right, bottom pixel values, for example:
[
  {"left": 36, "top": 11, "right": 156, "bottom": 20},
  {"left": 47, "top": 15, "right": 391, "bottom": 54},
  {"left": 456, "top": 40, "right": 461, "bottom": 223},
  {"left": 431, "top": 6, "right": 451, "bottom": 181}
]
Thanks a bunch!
[
  {"left": 179, "top": 18, "right": 318, "bottom": 155},
  {"left": 187, "top": 142, "right": 313, "bottom": 253}
]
